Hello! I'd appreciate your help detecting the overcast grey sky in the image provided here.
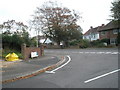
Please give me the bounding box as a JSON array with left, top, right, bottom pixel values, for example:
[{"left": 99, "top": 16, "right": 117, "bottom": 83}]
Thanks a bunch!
[{"left": 0, "top": 0, "right": 113, "bottom": 36}]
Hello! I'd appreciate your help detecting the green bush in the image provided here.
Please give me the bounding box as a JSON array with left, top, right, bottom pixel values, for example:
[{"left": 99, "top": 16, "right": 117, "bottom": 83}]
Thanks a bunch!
[
  {"left": 79, "top": 39, "right": 90, "bottom": 48},
  {"left": 69, "top": 40, "right": 80, "bottom": 46},
  {"left": 69, "top": 39, "right": 90, "bottom": 48},
  {"left": 100, "top": 38, "right": 110, "bottom": 44},
  {"left": 96, "top": 43, "right": 106, "bottom": 47},
  {"left": 90, "top": 40, "right": 101, "bottom": 46},
  {"left": 2, "top": 30, "right": 32, "bottom": 51},
  {"left": 90, "top": 39, "right": 108, "bottom": 48},
  {"left": 2, "top": 34, "right": 23, "bottom": 51},
  {"left": 2, "top": 49, "right": 23, "bottom": 59}
]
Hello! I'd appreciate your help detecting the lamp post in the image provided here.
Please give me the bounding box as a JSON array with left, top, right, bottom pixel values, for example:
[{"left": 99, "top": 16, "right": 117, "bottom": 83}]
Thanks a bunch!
[{"left": 35, "top": 27, "right": 40, "bottom": 47}]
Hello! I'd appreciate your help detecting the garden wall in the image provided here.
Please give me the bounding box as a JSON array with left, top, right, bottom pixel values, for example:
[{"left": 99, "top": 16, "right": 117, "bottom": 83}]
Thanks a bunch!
[{"left": 21, "top": 44, "right": 44, "bottom": 60}]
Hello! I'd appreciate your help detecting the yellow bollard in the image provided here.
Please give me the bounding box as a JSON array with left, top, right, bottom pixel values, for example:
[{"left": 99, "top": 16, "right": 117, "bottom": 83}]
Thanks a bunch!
[{"left": 5, "top": 53, "right": 19, "bottom": 61}]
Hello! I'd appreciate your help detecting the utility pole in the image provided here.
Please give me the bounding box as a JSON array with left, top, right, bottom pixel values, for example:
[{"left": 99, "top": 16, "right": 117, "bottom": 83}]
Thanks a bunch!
[{"left": 36, "top": 28, "right": 39, "bottom": 47}]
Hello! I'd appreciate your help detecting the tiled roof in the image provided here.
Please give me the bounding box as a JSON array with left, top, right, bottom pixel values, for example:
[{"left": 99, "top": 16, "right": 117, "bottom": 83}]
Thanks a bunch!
[
  {"left": 84, "top": 26, "right": 103, "bottom": 35},
  {"left": 83, "top": 29, "right": 91, "bottom": 36},
  {"left": 98, "top": 20, "right": 120, "bottom": 31},
  {"left": 84, "top": 20, "right": 120, "bottom": 35}
]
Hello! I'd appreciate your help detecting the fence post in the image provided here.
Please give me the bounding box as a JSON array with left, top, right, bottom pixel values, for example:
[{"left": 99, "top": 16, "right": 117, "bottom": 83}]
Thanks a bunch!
[
  {"left": 21, "top": 43, "right": 26, "bottom": 60},
  {"left": 40, "top": 45, "right": 44, "bottom": 56}
]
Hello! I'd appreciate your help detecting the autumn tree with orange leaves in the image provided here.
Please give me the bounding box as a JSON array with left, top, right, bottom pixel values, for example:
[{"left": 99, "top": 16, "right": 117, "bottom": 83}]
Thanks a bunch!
[{"left": 31, "top": 1, "right": 82, "bottom": 46}]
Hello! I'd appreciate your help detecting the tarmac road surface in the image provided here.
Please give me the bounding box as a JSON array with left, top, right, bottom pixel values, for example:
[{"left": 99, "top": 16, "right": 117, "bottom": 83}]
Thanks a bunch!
[{"left": 3, "top": 48, "right": 119, "bottom": 88}]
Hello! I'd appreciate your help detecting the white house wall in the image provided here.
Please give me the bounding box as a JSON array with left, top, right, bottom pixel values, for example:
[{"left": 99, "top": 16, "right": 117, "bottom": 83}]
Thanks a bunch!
[{"left": 83, "top": 33, "right": 99, "bottom": 41}]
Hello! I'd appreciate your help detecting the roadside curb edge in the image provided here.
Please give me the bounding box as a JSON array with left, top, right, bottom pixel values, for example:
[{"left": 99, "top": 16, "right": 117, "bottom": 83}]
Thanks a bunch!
[{"left": 1, "top": 56, "right": 65, "bottom": 84}]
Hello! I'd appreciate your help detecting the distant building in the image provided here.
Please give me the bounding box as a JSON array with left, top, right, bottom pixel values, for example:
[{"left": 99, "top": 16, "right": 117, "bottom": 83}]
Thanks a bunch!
[
  {"left": 34, "top": 35, "right": 52, "bottom": 44},
  {"left": 83, "top": 25, "right": 104, "bottom": 41},
  {"left": 98, "top": 21, "right": 120, "bottom": 45}
]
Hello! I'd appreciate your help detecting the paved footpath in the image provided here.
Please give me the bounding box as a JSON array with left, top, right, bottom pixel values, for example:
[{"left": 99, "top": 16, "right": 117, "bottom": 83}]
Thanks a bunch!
[{"left": 1, "top": 55, "right": 64, "bottom": 84}]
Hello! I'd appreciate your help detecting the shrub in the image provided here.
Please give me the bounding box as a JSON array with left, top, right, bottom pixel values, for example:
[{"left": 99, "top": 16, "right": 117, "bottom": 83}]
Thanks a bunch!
[
  {"left": 69, "top": 39, "right": 90, "bottom": 48},
  {"left": 90, "top": 40, "right": 101, "bottom": 46},
  {"left": 69, "top": 40, "right": 80, "bottom": 46},
  {"left": 2, "top": 49, "right": 23, "bottom": 59},
  {"left": 79, "top": 39, "right": 90, "bottom": 48},
  {"left": 90, "top": 39, "right": 109, "bottom": 48},
  {"left": 100, "top": 38, "right": 110, "bottom": 45},
  {"left": 96, "top": 43, "right": 106, "bottom": 47}
]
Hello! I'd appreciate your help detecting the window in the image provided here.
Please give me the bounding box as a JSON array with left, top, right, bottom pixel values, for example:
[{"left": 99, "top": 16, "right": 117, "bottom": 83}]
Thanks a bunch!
[
  {"left": 113, "top": 29, "right": 118, "bottom": 34},
  {"left": 83, "top": 36, "right": 86, "bottom": 39},
  {"left": 101, "top": 31, "right": 106, "bottom": 35},
  {"left": 94, "top": 34, "right": 96, "bottom": 38},
  {"left": 92, "top": 34, "right": 96, "bottom": 39},
  {"left": 110, "top": 38, "right": 116, "bottom": 45},
  {"left": 119, "top": 29, "right": 120, "bottom": 33}
]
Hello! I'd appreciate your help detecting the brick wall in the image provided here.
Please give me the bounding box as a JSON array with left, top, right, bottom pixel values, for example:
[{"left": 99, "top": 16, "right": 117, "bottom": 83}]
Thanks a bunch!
[
  {"left": 99, "top": 29, "right": 118, "bottom": 40},
  {"left": 109, "top": 30, "right": 118, "bottom": 38},
  {"left": 21, "top": 44, "right": 44, "bottom": 60}
]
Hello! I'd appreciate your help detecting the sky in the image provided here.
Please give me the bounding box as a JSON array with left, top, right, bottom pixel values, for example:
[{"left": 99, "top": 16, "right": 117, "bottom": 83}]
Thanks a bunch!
[{"left": 0, "top": 0, "right": 114, "bottom": 37}]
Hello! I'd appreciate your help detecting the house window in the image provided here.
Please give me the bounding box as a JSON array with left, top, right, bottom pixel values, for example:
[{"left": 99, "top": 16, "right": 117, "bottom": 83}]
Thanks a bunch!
[
  {"left": 94, "top": 34, "right": 96, "bottom": 38},
  {"left": 113, "top": 29, "right": 118, "bottom": 34},
  {"left": 110, "top": 38, "right": 116, "bottom": 45},
  {"left": 83, "top": 36, "right": 86, "bottom": 39},
  {"left": 91, "top": 34, "right": 94, "bottom": 38},
  {"left": 101, "top": 31, "right": 106, "bottom": 35},
  {"left": 119, "top": 29, "right": 120, "bottom": 33},
  {"left": 93, "top": 34, "right": 96, "bottom": 39}
]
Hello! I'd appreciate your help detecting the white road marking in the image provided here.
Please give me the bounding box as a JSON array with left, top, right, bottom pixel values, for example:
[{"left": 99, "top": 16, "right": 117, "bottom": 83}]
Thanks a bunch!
[
  {"left": 79, "top": 52, "right": 84, "bottom": 53},
  {"left": 104, "top": 52, "right": 112, "bottom": 54},
  {"left": 46, "top": 51, "right": 119, "bottom": 55},
  {"left": 84, "top": 69, "right": 120, "bottom": 83},
  {"left": 84, "top": 52, "right": 90, "bottom": 54},
  {"left": 90, "top": 52, "right": 96, "bottom": 54},
  {"left": 72, "top": 51, "right": 119, "bottom": 55},
  {"left": 96, "top": 52, "right": 105, "bottom": 54},
  {"left": 111, "top": 52, "right": 118, "bottom": 54},
  {"left": 45, "top": 55, "right": 71, "bottom": 74},
  {"left": 45, "top": 71, "right": 56, "bottom": 74}
]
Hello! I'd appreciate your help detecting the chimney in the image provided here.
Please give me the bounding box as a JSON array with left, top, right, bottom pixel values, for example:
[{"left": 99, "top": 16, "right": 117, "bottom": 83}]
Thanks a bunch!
[
  {"left": 90, "top": 26, "right": 93, "bottom": 29},
  {"left": 101, "top": 24, "right": 104, "bottom": 26}
]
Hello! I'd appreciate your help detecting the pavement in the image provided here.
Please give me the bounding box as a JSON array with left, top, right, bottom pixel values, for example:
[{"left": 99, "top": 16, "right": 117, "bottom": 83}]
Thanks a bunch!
[{"left": 1, "top": 54, "right": 65, "bottom": 84}]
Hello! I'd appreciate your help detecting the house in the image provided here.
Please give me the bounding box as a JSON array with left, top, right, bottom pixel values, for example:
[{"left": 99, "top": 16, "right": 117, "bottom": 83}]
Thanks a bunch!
[
  {"left": 98, "top": 20, "right": 120, "bottom": 45},
  {"left": 83, "top": 25, "right": 104, "bottom": 41},
  {"left": 34, "top": 35, "right": 52, "bottom": 44}
]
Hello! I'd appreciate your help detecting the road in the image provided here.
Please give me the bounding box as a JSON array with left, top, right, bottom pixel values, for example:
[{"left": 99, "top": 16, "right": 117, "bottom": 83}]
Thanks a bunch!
[{"left": 3, "top": 48, "right": 119, "bottom": 88}]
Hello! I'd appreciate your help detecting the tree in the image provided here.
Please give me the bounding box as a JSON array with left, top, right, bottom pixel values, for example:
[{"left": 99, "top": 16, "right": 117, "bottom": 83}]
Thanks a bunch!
[
  {"left": 30, "top": 37, "right": 37, "bottom": 47},
  {"left": 30, "top": 1, "right": 82, "bottom": 46},
  {"left": 111, "top": 0, "right": 120, "bottom": 20},
  {"left": 1, "top": 20, "right": 28, "bottom": 36},
  {"left": 1, "top": 20, "right": 31, "bottom": 50},
  {"left": 110, "top": 0, "right": 120, "bottom": 46}
]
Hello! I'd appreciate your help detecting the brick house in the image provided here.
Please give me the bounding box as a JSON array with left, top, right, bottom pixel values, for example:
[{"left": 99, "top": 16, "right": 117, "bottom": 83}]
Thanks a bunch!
[{"left": 98, "top": 21, "right": 120, "bottom": 45}]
